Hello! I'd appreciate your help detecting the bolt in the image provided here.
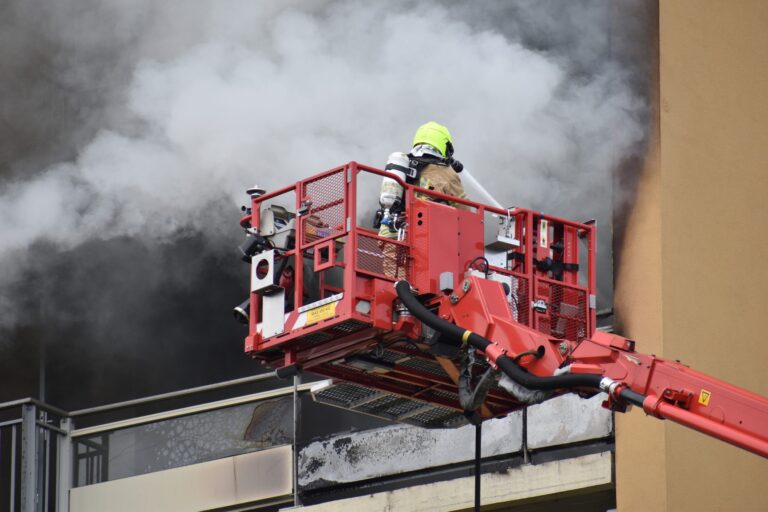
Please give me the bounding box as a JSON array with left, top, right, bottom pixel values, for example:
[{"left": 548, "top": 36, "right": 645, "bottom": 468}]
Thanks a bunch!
[
  {"left": 462, "top": 279, "right": 471, "bottom": 293},
  {"left": 449, "top": 294, "right": 460, "bottom": 304},
  {"left": 558, "top": 342, "right": 569, "bottom": 355}
]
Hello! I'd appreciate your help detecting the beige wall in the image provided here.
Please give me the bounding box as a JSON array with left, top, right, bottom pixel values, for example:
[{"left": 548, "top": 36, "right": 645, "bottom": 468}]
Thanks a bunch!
[
  {"left": 613, "top": 65, "right": 666, "bottom": 512},
  {"left": 615, "top": 1, "right": 768, "bottom": 510}
]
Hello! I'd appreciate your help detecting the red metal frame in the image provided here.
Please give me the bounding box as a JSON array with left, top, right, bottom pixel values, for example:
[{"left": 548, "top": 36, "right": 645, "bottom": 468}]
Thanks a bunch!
[
  {"left": 243, "top": 162, "right": 596, "bottom": 420},
  {"left": 240, "top": 163, "right": 768, "bottom": 457}
]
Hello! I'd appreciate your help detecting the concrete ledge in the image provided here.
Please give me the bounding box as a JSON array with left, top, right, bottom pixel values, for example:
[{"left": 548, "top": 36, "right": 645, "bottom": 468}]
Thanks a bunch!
[
  {"left": 292, "top": 451, "right": 612, "bottom": 512},
  {"left": 300, "top": 413, "right": 522, "bottom": 488}
]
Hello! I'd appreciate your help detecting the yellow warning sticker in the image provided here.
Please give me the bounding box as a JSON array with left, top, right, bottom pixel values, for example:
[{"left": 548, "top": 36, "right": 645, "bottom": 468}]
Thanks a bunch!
[
  {"left": 698, "top": 389, "right": 712, "bottom": 406},
  {"left": 306, "top": 301, "right": 338, "bottom": 325},
  {"left": 540, "top": 220, "right": 549, "bottom": 248}
]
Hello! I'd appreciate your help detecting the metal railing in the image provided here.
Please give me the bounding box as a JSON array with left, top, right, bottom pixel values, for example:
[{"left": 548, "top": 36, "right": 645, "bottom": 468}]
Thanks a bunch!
[
  {"left": 1, "top": 372, "right": 615, "bottom": 512},
  {"left": 0, "top": 399, "right": 67, "bottom": 512},
  {"left": 0, "top": 371, "right": 308, "bottom": 512}
]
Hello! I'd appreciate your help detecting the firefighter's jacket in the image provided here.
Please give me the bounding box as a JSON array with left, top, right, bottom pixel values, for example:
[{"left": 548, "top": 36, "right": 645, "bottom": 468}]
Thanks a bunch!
[{"left": 378, "top": 163, "right": 469, "bottom": 239}]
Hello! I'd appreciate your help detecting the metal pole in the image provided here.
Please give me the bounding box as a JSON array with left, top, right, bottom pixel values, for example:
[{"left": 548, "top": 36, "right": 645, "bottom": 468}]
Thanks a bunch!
[
  {"left": 70, "top": 371, "right": 278, "bottom": 417},
  {"left": 474, "top": 422, "right": 482, "bottom": 512},
  {"left": 39, "top": 340, "right": 46, "bottom": 404},
  {"left": 292, "top": 374, "right": 301, "bottom": 507},
  {"left": 522, "top": 407, "right": 530, "bottom": 464},
  {"left": 43, "top": 425, "right": 50, "bottom": 512},
  {"left": 100, "top": 433, "right": 109, "bottom": 483},
  {"left": 21, "top": 404, "right": 39, "bottom": 512},
  {"left": 11, "top": 425, "right": 17, "bottom": 511},
  {"left": 57, "top": 418, "right": 73, "bottom": 512}
]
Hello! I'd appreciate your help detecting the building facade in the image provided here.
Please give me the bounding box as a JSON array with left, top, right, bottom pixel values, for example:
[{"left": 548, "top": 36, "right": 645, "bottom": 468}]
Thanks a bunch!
[{"left": 614, "top": 1, "right": 768, "bottom": 510}]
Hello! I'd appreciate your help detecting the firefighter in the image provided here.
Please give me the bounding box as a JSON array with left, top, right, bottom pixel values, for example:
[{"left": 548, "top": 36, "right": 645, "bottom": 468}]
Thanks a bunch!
[
  {"left": 377, "top": 122, "right": 469, "bottom": 237},
  {"left": 377, "top": 122, "right": 470, "bottom": 277}
]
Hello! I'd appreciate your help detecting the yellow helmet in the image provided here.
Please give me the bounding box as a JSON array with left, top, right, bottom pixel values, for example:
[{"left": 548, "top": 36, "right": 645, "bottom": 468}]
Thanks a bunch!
[{"left": 412, "top": 121, "right": 452, "bottom": 157}]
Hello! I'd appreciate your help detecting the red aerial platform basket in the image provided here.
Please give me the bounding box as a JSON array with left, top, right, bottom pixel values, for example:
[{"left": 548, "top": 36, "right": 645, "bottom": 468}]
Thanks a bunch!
[
  {"left": 237, "top": 162, "right": 768, "bottom": 458},
  {"left": 239, "top": 162, "right": 596, "bottom": 428}
]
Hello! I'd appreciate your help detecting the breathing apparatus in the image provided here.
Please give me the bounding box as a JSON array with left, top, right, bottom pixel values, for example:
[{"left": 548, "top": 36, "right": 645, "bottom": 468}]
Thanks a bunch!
[
  {"left": 374, "top": 123, "right": 463, "bottom": 235},
  {"left": 375, "top": 152, "right": 412, "bottom": 235}
]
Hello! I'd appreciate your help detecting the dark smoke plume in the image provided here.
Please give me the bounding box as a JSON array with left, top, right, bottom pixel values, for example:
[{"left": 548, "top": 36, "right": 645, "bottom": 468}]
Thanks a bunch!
[{"left": 0, "top": 0, "right": 650, "bottom": 407}]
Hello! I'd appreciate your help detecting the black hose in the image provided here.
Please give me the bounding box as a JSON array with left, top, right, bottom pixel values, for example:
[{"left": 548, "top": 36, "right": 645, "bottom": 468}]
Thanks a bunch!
[
  {"left": 468, "top": 256, "right": 490, "bottom": 277},
  {"left": 619, "top": 388, "right": 646, "bottom": 407},
  {"left": 513, "top": 346, "right": 545, "bottom": 364},
  {"left": 496, "top": 357, "right": 603, "bottom": 390},
  {"left": 395, "top": 281, "right": 475, "bottom": 340},
  {"left": 395, "top": 280, "right": 604, "bottom": 392},
  {"left": 474, "top": 422, "right": 482, "bottom": 512}
]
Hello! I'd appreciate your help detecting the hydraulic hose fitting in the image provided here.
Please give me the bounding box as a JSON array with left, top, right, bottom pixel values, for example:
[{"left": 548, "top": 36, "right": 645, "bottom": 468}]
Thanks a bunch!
[
  {"left": 599, "top": 377, "right": 621, "bottom": 399},
  {"left": 483, "top": 342, "right": 507, "bottom": 369},
  {"left": 599, "top": 377, "right": 646, "bottom": 408}
]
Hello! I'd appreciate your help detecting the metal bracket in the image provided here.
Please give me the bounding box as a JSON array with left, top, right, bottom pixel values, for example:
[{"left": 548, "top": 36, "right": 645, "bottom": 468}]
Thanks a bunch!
[
  {"left": 533, "top": 299, "right": 547, "bottom": 314},
  {"left": 57, "top": 418, "right": 73, "bottom": 512},
  {"left": 21, "top": 404, "right": 38, "bottom": 512},
  {"left": 661, "top": 388, "right": 693, "bottom": 409},
  {"left": 251, "top": 249, "right": 280, "bottom": 295}
]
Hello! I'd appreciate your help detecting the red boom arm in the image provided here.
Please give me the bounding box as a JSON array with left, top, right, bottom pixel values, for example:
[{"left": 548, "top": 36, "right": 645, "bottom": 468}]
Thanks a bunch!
[
  {"left": 240, "top": 163, "right": 768, "bottom": 458},
  {"left": 412, "top": 274, "right": 768, "bottom": 458}
]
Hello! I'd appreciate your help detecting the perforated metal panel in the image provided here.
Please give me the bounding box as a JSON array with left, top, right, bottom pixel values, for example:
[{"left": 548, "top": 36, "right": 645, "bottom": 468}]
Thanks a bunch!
[
  {"left": 425, "top": 388, "right": 460, "bottom": 402},
  {"left": 375, "top": 397, "right": 425, "bottom": 418},
  {"left": 314, "top": 382, "right": 380, "bottom": 408},
  {"left": 510, "top": 274, "right": 530, "bottom": 327},
  {"left": 312, "top": 381, "right": 468, "bottom": 429},
  {"left": 301, "top": 171, "right": 346, "bottom": 246},
  {"left": 535, "top": 280, "right": 588, "bottom": 341},
  {"left": 292, "top": 320, "right": 370, "bottom": 347},
  {"left": 356, "top": 394, "right": 402, "bottom": 415},
  {"left": 329, "top": 319, "right": 369, "bottom": 335},
  {"left": 297, "top": 331, "right": 333, "bottom": 345},
  {"left": 376, "top": 350, "right": 411, "bottom": 365},
  {"left": 405, "top": 407, "right": 467, "bottom": 428},
  {"left": 356, "top": 233, "right": 410, "bottom": 280},
  {"left": 398, "top": 357, "right": 449, "bottom": 378}
]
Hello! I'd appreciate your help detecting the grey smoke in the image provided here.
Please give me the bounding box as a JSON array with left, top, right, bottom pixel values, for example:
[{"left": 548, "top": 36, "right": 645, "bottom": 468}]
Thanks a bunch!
[{"left": 0, "top": 0, "right": 648, "bottom": 403}]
